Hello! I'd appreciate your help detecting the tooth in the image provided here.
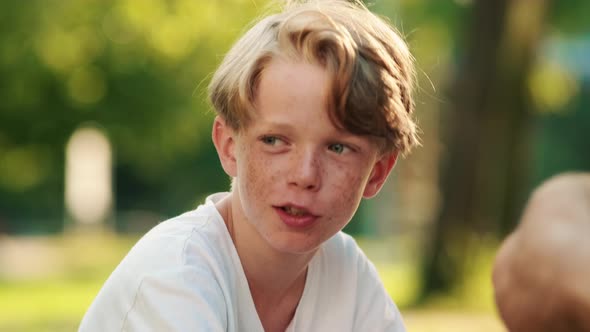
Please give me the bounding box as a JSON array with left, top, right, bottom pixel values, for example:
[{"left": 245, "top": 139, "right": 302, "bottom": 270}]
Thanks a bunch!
[{"left": 282, "top": 206, "right": 307, "bottom": 216}]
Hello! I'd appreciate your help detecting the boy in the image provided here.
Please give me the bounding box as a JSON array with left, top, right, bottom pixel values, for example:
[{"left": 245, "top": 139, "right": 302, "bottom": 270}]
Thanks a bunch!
[{"left": 80, "top": 0, "right": 419, "bottom": 331}]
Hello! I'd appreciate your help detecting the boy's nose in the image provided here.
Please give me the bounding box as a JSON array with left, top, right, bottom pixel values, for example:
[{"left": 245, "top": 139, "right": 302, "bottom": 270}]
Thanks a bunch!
[{"left": 288, "top": 150, "right": 321, "bottom": 191}]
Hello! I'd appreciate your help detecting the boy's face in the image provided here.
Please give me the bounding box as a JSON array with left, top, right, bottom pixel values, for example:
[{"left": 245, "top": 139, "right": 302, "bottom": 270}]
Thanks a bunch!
[{"left": 213, "top": 59, "right": 397, "bottom": 255}]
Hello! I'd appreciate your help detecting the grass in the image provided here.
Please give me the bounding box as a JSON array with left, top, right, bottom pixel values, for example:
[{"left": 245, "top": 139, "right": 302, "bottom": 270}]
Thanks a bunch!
[
  {"left": 0, "top": 232, "right": 135, "bottom": 332},
  {"left": 0, "top": 279, "right": 102, "bottom": 332},
  {"left": 0, "top": 232, "right": 506, "bottom": 331}
]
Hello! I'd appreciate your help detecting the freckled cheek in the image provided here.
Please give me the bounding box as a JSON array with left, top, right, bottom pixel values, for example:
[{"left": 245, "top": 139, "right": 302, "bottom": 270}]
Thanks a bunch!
[
  {"left": 324, "top": 170, "right": 366, "bottom": 221},
  {"left": 243, "top": 151, "right": 282, "bottom": 200},
  {"left": 245, "top": 160, "right": 263, "bottom": 191},
  {"left": 325, "top": 162, "right": 366, "bottom": 193}
]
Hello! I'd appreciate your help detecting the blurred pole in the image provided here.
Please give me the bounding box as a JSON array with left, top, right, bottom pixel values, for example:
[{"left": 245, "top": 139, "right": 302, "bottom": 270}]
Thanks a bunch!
[
  {"left": 418, "top": 0, "right": 550, "bottom": 300},
  {"left": 65, "top": 126, "right": 113, "bottom": 230}
]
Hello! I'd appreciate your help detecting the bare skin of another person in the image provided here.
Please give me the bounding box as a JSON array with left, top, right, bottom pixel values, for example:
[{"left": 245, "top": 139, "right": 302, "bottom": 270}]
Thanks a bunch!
[{"left": 493, "top": 173, "right": 590, "bottom": 332}]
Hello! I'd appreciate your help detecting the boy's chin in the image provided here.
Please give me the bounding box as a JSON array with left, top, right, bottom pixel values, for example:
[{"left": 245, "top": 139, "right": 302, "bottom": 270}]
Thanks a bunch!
[{"left": 267, "top": 234, "right": 323, "bottom": 256}]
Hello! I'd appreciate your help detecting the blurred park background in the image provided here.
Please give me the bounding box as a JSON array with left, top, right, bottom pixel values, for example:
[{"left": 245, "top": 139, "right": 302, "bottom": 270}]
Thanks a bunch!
[{"left": 0, "top": 0, "right": 588, "bottom": 331}]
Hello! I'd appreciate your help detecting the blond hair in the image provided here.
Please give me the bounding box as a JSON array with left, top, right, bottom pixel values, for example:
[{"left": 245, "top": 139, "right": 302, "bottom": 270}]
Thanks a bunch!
[{"left": 208, "top": 0, "right": 419, "bottom": 155}]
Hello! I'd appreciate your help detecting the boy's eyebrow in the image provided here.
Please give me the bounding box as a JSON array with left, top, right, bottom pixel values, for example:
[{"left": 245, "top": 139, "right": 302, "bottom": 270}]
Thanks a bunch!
[{"left": 258, "top": 120, "right": 296, "bottom": 132}]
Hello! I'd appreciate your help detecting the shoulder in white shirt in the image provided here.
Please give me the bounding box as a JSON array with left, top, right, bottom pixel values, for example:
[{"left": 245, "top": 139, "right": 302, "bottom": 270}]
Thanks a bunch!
[{"left": 79, "top": 193, "right": 405, "bottom": 332}]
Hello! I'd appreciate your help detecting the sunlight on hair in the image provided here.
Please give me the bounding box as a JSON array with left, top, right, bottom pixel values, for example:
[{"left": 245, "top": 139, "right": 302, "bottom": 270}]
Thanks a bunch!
[{"left": 65, "top": 126, "right": 113, "bottom": 225}]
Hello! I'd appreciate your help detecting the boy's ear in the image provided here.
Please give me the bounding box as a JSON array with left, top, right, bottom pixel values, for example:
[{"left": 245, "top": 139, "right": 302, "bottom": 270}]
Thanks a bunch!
[
  {"left": 363, "top": 151, "right": 398, "bottom": 198},
  {"left": 212, "top": 116, "right": 238, "bottom": 177}
]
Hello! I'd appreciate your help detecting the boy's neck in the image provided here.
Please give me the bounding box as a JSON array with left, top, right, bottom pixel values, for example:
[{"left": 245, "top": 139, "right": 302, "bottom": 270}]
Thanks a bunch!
[{"left": 215, "top": 192, "right": 316, "bottom": 330}]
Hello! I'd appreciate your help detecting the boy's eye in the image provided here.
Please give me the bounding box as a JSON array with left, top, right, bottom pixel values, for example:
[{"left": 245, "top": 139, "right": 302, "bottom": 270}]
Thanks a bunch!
[
  {"left": 260, "top": 135, "right": 284, "bottom": 146},
  {"left": 328, "top": 143, "right": 347, "bottom": 154}
]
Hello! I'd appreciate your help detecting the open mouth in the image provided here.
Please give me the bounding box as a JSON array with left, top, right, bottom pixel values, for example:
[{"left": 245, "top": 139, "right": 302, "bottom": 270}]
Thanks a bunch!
[
  {"left": 274, "top": 204, "right": 319, "bottom": 227},
  {"left": 279, "top": 205, "right": 310, "bottom": 217}
]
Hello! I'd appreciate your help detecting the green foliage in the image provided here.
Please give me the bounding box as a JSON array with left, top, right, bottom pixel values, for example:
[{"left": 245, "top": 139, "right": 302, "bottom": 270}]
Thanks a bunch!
[
  {"left": 0, "top": 0, "right": 270, "bottom": 232},
  {"left": 532, "top": 94, "right": 590, "bottom": 187},
  {"left": 550, "top": 0, "right": 590, "bottom": 35}
]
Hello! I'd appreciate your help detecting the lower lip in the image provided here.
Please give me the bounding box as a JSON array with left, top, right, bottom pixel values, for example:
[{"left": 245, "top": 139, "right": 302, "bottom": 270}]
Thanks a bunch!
[{"left": 274, "top": 207, "right": 318, "bottom": 228}]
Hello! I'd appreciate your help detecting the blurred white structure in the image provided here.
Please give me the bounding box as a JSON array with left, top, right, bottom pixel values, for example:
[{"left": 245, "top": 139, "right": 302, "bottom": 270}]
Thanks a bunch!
[{"left": 65, "top": 126, "right": 113, "bottom": 225}]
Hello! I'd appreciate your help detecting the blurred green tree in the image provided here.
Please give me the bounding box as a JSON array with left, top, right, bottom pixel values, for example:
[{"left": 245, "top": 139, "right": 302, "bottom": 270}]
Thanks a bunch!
[
  {"left": 415, "top": 0, "right": 551, "bottom": 299},
  {"left": 0, "top": 0, "right": 269, "bottom": 233},
  {"left": 417, "top": 0, "right": 590, "bottom": 300}
]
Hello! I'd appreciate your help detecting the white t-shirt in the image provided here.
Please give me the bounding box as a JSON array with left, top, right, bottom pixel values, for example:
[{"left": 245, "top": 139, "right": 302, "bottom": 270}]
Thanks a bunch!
[{"left": 79, "top": 193, "right": 406, "bottom": 331}]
